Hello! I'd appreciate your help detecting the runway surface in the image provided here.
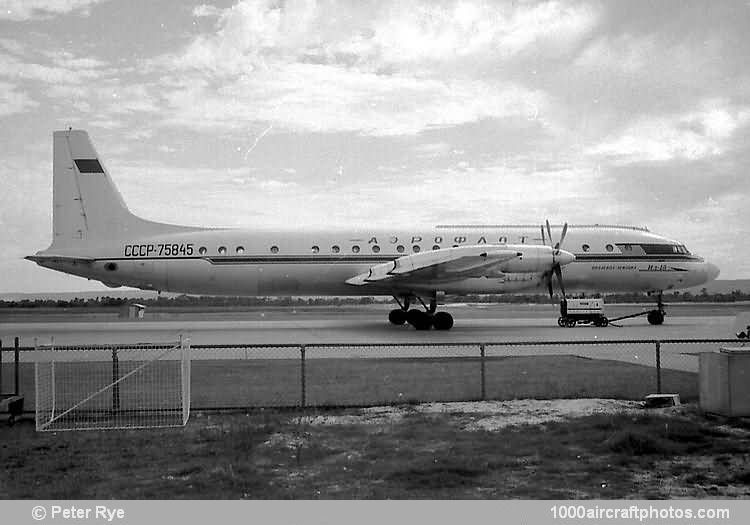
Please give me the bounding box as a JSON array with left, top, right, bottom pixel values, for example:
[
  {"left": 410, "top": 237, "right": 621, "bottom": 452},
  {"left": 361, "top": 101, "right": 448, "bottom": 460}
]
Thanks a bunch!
[
  {"left": 2, "top": 304, "right": 746, "bottom": 375},
  {"left": 1, "top": 303, "right": 741, "bottom": 346}
]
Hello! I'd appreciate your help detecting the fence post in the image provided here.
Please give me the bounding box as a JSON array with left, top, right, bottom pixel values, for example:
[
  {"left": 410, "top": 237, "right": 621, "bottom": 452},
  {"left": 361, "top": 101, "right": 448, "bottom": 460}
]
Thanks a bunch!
[
  {"left": 479, "top": 343, "right": 486, "bottom": 400},
  {"left": 112, "top": 347, "right": 120, "bottom": 413},
  {"left": 0, "top": 339, "right": 3, "bottom": 394},
  {"left": 655, "top": 341, "right": 662, "bottom": 394},
  {"left": 300, "top": 345, "right": 306, "bottom": 409},
  {"left": 14, "top": 337, "right": 19, "bottom": 396}
]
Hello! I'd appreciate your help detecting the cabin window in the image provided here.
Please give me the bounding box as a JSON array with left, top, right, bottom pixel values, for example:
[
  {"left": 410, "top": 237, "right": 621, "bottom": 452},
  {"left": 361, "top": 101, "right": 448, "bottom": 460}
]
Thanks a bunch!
[
  {"left": 413, "top": 245, "right": 421, "bottom": 253},
  {"left": 332, "top": 245, "right": 340, "bottom": 253},
  {"left": 581, "top": 244, "right": 590, "bottom": 252},
  {"left": 270, "top": 246, "right": 279, "bottom": 254},
  {"left": 198, "top": 246, "right": 207, "bottom": 255},
  {"left": 236, "top": 246, "right": 245, "bottom": 254},
  {"left": 432, "top": 245, "right": 440, "bottom": 250},
  {"left": 371, "top": 245, "right": 380, "bottom": 253},
  {"left": 105, "top": 262, "right": 117, "bottom": 271},
  {"left": 396, "top": 245, "right": 405, "bottom": 253},
  {"left": 352, "top": 245, "right": 360, "bottom": 253},
  {"left": 218, "top": 246, "right": 227, "bottom": 255},
  {"left": 311, "top": 245, "right": 320, "bottom": 253},
  {"left": 605, "top": 244, "right": 614, "bottom": 252}
]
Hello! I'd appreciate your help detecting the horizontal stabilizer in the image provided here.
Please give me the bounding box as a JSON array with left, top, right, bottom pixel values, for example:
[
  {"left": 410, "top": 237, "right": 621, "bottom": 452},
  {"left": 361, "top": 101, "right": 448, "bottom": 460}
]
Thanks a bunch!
[{"left": 25, "top": 255, "right": 94, "bottom": 265}]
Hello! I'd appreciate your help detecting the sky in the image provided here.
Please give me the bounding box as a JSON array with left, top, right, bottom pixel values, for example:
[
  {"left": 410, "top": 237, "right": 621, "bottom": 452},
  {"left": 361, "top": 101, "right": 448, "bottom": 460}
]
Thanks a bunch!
[{"left": 0, "top": 0, "right": 749, "bottom": 293}]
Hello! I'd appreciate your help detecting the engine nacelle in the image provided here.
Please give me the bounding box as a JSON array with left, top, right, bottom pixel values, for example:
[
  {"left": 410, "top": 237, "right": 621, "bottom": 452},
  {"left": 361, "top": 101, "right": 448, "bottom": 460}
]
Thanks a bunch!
[{"left": 499, "top": 245, "right": 574, "bottom": 273}]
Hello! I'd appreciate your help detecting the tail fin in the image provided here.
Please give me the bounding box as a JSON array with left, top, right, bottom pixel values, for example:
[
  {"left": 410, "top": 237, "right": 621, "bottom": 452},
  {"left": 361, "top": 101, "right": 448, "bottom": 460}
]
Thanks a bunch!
[{"left": 49, "top": 129, "right": 194, "bottom": 251}]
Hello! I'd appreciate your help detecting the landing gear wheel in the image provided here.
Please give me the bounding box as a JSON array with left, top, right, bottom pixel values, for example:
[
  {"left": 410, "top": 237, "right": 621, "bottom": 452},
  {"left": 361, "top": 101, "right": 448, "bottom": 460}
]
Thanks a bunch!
[
  {"left": 565, "top": 319, "right": 576, "bottom": 328},
  {"left": 407, "top": 309, "right": 433, "bottom": 330},
  {"left": 388, "top": 309, "right": 407, "bottom": 325},
  {"left": 433, "top": 311, "right": 454, "bottom": 331},
  {"left": 558, "top": 317, "right": 566, "bottom": 327},
  {"left": 647, "top": 310, "right": 665, "bottom": 325}
]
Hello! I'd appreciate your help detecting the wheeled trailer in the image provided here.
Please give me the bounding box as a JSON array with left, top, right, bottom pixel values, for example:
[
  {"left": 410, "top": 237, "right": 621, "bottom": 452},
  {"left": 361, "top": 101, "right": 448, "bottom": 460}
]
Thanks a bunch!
[
  {"left": 558, "top": 298, "right": 609, "bottom": 327},
  {"left": 558, "top": 297, "right": 667, "bottom": 328}
]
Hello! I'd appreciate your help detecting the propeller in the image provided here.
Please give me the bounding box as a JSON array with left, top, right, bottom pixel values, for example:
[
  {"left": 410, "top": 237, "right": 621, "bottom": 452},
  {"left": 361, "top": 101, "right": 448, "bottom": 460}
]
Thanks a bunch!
[{"left": 542, "top": 220, "right": 573, "bottom": 300}]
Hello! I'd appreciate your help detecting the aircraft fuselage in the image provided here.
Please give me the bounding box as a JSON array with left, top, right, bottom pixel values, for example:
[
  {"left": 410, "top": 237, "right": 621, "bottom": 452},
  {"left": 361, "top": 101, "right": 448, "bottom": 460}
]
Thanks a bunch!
[{"left": 32, "top": 225, "right": 718, "bottom": 297}]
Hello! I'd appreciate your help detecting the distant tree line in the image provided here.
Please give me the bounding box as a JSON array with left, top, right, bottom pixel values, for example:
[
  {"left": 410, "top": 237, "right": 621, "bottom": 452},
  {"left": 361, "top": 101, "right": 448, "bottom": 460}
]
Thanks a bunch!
[{"left": 1, "top": 289, "right": 749, "bottom": 309}]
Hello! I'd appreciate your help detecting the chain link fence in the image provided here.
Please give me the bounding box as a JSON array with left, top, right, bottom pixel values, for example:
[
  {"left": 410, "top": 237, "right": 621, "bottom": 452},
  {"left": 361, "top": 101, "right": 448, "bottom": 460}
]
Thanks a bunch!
[{"left": 1, "top": 338, "right": 743, "bottom": 412}]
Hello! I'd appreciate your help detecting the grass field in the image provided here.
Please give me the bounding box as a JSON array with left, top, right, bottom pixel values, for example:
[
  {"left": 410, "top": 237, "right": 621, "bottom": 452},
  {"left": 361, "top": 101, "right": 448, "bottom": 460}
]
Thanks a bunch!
[
  {"left": 2, "top": 401, "right": 749, "bottom": 499},
  {"left": 4, "top": 355, "right": 698, "bottom": 412},
  {"left": 0, "top": 352, "right": 741, "bottom": 499}
]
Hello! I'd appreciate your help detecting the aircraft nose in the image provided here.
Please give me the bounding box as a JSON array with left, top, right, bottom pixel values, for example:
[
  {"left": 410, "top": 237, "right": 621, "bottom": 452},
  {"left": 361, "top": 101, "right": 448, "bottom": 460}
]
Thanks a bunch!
[
  {"left": 706, "top": 262, "right": 720, "bottom": 281},
  {"left": 556, "top": 249, "right": 576, "bottom": 266}
]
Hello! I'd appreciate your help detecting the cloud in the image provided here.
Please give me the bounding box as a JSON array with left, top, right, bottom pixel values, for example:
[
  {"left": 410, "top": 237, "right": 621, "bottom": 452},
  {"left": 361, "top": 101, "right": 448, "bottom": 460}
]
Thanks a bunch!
[
  {"left": 160, "top": 62, "right": 550, "bottom": 135},
  {"left": 192, "top": 4, "right": 223, "bottom": 18},
  {"left": 0, "top": 80, "right": 38, "bottom": 116},
  {"left": 173, "top": 0, "right": 597, "bottom": 73},
  {"left": 43, "top": 50, "right": 109, "bottom": 69},
  {"left": 148, "top": 0, "right": 594, "bottom": 136},
  {"left": 0, "top": 50, "right": 109, "bottom": 84},
  {"left": 586, "top": 101, "right": 750, "bottom": 164},
  {"left": 0, "top": 0, "right": 106, "bottom": 21},
  {"left": 366, "top": 0, "right": 597, "bottom": 66},
  {"left": 0, "top": 37, "right": 24, "bottom": 54}
]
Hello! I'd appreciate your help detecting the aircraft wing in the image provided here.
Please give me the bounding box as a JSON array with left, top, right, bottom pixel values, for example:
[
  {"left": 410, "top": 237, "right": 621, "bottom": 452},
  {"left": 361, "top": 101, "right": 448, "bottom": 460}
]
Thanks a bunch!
[{"left": 345, "top": 245, "right": 520, "bottom": 286}]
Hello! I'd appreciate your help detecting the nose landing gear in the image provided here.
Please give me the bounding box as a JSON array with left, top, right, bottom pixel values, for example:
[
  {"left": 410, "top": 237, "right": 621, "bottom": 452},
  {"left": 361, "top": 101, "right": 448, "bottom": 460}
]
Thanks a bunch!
[
  {"left": 647, "top": 309, "right": 665, "bottom": 325},
  {"left": 647, "top": 292, "right": 666, "bottom": 325}
]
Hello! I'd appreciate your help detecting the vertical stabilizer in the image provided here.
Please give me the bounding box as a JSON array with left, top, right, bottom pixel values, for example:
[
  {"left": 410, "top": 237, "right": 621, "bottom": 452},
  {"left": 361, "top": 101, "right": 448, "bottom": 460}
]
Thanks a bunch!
[
  {"left": 49, "top": 129, "right": 195, "bottom": 251},
  {"left": 52, "top": 129, "right": 137, "bottom": 246}
]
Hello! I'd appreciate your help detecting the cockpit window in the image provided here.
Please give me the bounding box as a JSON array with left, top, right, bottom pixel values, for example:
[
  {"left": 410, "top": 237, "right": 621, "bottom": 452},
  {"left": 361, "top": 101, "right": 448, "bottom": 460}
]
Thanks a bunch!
[
  {"left": 641, "top": 244, "right": 686, "bottom": 255},
  {"left": 616, "top": 244, "right": 646, "bottom": 256},
  {"left": 615, "top": 243, "right": 691, "bottom": 256}
]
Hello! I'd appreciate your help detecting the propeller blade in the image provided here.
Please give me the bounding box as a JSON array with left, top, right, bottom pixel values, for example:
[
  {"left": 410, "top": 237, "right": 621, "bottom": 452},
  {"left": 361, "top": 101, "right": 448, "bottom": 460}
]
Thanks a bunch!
[
  {"left": 542, "top": 219, "right": 570, "bottom": 300},
  {"left": 554, "top": 264, "right": 566, "bottom": 298},
  {"left": 546, "top": 220, "right": 552, "bottom": 247},
  {"left": 559, "top": 222, "right": 568, "bottom": 248},
  {"left": 546, "top": 272, "right": 554, "bottom": 299}
]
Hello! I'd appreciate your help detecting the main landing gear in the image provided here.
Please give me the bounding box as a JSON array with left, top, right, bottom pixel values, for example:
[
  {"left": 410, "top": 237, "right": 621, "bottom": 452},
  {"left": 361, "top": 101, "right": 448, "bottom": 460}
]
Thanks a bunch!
[{"left": 389, "top": 295, "right": 454, "bottom": 331}]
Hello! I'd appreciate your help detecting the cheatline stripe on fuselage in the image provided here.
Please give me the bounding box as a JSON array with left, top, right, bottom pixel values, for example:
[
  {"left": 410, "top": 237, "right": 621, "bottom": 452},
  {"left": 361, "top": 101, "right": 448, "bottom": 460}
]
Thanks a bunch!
[{"left": 93, "top": 254, "right": 704, "bottom": 264}]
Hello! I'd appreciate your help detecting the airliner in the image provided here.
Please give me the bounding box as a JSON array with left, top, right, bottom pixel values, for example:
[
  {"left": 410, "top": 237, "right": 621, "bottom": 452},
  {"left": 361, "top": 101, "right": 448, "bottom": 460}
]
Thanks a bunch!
[{"left": 26, "top": 130, "right": 720, "bottom": 330}]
